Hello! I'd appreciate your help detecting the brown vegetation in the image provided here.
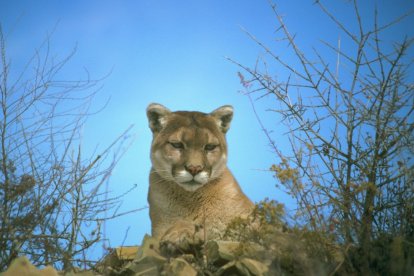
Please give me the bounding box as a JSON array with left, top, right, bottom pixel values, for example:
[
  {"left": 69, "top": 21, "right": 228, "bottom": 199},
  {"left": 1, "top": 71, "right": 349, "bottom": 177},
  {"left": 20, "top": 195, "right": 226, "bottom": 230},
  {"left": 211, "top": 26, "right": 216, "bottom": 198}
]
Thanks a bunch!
[
  {"left": 0, "top": 26, "right": 135, "bottom": 271},
  {"left": 231, "top": 0, "right": 414, "bottom": 274}
]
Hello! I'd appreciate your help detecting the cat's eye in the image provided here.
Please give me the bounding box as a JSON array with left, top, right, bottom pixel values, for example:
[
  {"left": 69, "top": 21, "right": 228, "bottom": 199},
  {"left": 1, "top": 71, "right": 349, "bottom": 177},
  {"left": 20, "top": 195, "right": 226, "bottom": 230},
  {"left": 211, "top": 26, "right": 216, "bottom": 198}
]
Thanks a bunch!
[
  {"left": 204, "top": 144, "right": 218, "bottom": 151},
  {"left": 169, "top": 142, "right": 184, "bottom": 149}
]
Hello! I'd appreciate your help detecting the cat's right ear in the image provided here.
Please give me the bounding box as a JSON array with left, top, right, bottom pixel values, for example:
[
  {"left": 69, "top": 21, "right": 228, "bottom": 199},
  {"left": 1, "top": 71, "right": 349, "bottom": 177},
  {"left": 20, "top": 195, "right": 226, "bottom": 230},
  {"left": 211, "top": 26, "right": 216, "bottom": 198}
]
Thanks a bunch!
[{"left": 146, "top": 103, "right": 171, "bottom": 133}]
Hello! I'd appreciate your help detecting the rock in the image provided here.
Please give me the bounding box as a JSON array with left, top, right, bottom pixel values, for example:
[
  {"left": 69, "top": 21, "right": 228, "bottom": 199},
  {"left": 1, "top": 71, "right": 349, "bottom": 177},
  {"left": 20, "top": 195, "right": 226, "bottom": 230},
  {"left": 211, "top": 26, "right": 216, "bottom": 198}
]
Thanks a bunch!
[
  {"left": 236, "top": 258, "right": 269, "bottom": 276},
  {"left": 205, "top": 241, "right": 270, "bottom": 276},
  {"left": 205, "top": 240, "right": 266, "bottom": 265},
  {"left": 163, "top": 258, "right": 197, "bottom": 276},
  {"left": 214, "top": 260, "right": 239, "bottom": 276},
  {"left": 63, "top": 271, "right": 96, "bottom": 276},
  {"left": 95, "top": 245, "right": 139, "bottom": 274},
  {"left": 205, "top": 241, "right": 239, "bottom": 264},
  {"left": 124, "top": 263, "right": 159, "bottom": 276},
  {"left": 0, "top": 231, "right": 330, "bottom": 276},
  {"left": 135, "top": 235, "right": 162, "bottom": 260},
  {"left": 1, "top": 256, "right": 58, "bottom": 276},
  {"left": 121, "top": 235, "right": 167, "bottom": 276},
  {"left": 214, "top": 258, "right": 268, "bottom": 276}
]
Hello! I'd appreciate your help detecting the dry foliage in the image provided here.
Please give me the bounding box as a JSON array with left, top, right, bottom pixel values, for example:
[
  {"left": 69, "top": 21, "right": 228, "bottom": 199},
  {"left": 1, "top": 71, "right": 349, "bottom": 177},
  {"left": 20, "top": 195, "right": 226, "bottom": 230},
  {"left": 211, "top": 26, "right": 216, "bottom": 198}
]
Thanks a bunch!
[
  {"left": 231, "top": 0, "right": 414, "bottom": 274},
  {"left": 0, "top": 26, "right": 135, "bottom": 271}
]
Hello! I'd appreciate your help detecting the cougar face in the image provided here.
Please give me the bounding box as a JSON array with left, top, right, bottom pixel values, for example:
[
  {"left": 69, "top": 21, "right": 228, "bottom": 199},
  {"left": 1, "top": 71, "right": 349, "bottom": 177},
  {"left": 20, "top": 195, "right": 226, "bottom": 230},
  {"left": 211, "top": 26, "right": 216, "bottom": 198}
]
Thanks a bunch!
[{"left": 147, "top": 104, "right": 233, "bottom": 192}]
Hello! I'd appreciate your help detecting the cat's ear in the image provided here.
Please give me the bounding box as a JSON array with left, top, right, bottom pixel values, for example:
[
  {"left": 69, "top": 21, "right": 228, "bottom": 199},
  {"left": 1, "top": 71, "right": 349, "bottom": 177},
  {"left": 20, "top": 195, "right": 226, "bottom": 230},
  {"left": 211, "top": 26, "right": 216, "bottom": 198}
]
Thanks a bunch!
[
  {"left": 146, "top": 103, "right": 171, "bottom": 133},
  {"left": 210, "top": 105, "right": 233, "bottom": 133}
]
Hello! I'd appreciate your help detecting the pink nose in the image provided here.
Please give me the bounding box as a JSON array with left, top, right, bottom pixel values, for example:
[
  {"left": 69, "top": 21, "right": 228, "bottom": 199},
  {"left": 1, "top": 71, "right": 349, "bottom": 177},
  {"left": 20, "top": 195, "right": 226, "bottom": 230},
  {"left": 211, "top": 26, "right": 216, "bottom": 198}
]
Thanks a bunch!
[{"left": 185, "top": 165, "right": 203, "bottom": 176}]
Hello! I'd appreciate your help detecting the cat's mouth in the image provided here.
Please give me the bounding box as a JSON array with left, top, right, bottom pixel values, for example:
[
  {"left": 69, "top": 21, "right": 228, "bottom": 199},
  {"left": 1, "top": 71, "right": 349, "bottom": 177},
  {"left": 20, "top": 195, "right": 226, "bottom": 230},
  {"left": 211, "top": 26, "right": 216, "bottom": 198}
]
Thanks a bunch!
[
  {"left": 173, "top": 169, "right": 209, "bottom": 186},
  {"left": 176, "top": 180, "right": 205, "bottom": 192},
  {"left": 183, "top": 179, "right": 202, "bottom": 185}
]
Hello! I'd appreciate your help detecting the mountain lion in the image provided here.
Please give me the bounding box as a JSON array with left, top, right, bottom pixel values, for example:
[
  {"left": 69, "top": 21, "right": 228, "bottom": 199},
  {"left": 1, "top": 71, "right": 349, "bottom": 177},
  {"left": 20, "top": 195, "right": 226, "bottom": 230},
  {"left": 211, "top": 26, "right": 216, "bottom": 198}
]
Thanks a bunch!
[{"left": 146, "top": 103, "right": 253, "bottom": 251}]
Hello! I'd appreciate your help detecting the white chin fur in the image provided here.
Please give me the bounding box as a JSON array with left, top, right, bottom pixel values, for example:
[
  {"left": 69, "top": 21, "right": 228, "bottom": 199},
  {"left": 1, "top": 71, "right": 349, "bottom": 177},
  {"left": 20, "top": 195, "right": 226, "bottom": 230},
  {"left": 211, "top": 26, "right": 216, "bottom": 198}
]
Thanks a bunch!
[
  {"left": 175, "top": 170, "right": 209, "bottom": 192},
  {"left": 175, "top": 170, "right": 193, "bottom": 183},
  {"left": 177, "top": 182, "right": 204, "bottom": 192},
  {"left": 194, "top": 171, "right": 209, "bottom": 184}
]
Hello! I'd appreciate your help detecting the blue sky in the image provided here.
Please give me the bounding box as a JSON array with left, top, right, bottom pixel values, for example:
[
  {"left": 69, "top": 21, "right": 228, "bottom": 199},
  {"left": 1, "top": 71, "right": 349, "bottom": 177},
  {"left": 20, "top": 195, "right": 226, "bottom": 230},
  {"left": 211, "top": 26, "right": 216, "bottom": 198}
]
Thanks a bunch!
[{"left": 1, "top": 0, "right": 413, "bottom": 258}]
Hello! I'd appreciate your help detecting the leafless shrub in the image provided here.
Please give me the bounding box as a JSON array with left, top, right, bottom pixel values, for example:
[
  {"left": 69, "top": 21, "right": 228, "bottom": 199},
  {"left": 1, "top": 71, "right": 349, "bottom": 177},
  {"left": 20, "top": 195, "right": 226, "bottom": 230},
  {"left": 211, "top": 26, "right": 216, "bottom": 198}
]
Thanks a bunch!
[
  {"left": 0, "top": 25, "right": 135, "bottom": 271},
  {"left": 231, "top": 1, "right": 414, "bottom": 274}
]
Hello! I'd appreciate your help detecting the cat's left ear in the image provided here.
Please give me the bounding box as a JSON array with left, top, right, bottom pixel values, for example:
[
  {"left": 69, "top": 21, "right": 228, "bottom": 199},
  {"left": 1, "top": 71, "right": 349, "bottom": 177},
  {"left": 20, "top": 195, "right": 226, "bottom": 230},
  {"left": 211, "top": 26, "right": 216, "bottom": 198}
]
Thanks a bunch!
[{"left": 210, "top": 105, "right": 233, "bottom": 133}]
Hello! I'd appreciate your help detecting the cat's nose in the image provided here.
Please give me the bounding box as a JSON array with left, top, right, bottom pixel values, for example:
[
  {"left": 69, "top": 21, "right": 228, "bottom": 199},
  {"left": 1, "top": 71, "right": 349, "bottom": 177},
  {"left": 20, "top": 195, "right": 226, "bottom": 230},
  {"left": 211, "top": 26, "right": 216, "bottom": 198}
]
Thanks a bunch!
[{"left": 185, "top": 165, "right": 203, "bottom": 176}]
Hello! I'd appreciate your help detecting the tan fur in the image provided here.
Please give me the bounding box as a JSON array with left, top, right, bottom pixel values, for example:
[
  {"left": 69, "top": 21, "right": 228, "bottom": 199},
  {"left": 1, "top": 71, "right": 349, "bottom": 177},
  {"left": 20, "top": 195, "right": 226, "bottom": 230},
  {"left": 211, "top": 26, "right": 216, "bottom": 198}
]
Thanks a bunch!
[{"left": 146, "top": 103, "right": 253, "bottom": 245}]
